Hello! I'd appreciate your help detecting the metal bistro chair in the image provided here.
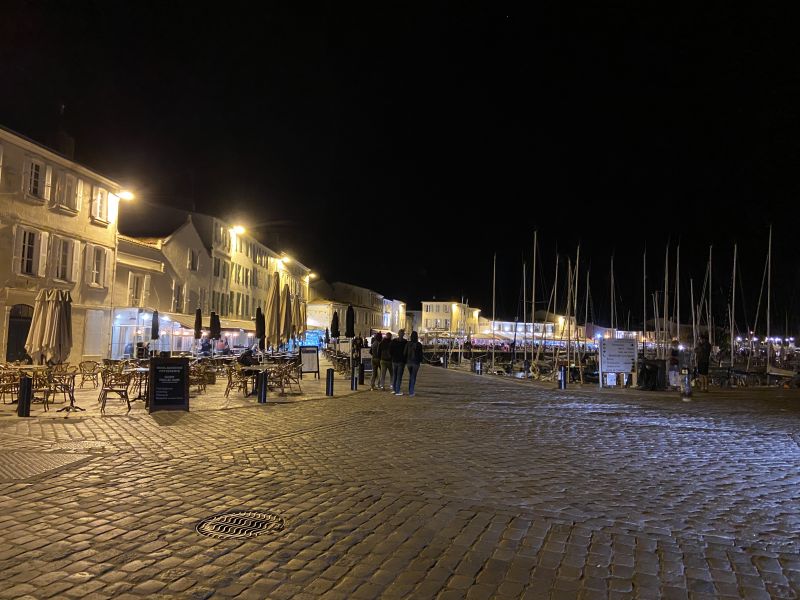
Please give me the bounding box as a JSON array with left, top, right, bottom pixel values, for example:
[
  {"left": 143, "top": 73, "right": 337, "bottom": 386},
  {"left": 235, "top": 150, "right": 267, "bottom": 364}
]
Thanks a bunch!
[
  {"left": 78, "top": 360, "right": 102, "bottom": 388},
  {"left": 224, "top": 364, "right": 251, "bottom": 398},
  {"left": 31, "top": 369, "right": 52, "bottom": 412},
  {"left": 99, "top": 371, "right": 132, "bottom": 413},
  {"left": 0, "top": 370, "right": 19, "bottom": 404}
]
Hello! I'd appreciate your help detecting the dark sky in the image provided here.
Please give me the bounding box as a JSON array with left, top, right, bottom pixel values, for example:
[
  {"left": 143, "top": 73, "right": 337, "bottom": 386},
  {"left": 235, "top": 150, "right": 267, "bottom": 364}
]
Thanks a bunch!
[{"left": 2, "top": 2, "right": 799, "bottom": 332}]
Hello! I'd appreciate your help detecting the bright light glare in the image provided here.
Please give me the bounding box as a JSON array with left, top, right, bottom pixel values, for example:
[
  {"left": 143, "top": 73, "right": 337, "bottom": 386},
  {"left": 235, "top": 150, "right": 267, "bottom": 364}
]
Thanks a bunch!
[
  {"left": 232, "top": 226, "right": 245, "bottom": 235},
  {"left": 119, "top": 190, "right": 135, "bottom": 200}
]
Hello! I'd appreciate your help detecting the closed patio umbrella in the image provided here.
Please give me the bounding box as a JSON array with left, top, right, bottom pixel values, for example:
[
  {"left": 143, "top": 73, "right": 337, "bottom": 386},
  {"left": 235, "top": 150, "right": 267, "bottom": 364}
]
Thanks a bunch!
[
  {"left": 280, "top": 284, "right": 293, "bottom": 345},
  {"left": 345, "top": 305, "right": 355, "bottom": 338},
  {"left": 255, "top": 306, "right": 266, "bottom": 351},
  {"left": 265, "top": 272, "right": 281, "bottom": 348},
  {"left": 150, "top": 310, "right": 159, "bottom": 354},
  {"left": 49, "top": 290, "right": 73, "bottom": 364},
  {"left": 299, "top": 302, "right": 307, "bottom": 336},
  {"left": 292, "top": 295, "right": 302, "bottom": 340},
  {"left": 25, "top": 289, "right": 49, "bottom": 363},
  {"left": 194, "top": 308, "right": 203, "bottom": 340},
  {"left": 325, "top": 328, "right": 330, "bottom": 344},
  {"left": 330, "top": 312, "right": 340, "bottom": 339},
  {"left": 210, "top": 312, "right": 221, "bottom": 340}
]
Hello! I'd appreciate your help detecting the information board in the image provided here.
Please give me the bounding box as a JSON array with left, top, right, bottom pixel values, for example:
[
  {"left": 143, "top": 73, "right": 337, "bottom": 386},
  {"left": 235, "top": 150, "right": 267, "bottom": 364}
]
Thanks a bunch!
[
  {"left": 300, "top": 346, "right": 319, "bottom": 378},
  {"left": 599, "top": 339, "right": 637, "bottom": 373},
  {"left": 338, "top": 339, "right": 351, "bottom": 355},
  {"left": 148, "top": 357, "right": 189, "bottom": 412}
]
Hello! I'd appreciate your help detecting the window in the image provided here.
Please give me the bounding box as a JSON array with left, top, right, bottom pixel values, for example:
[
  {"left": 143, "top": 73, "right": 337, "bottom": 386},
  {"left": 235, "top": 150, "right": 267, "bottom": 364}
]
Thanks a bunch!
[
  {"left": 213, "top": 257, "right": 221, "bottom": 277},
  {"left": 90, "top": 246, "right": 105, "bottom": 286},
  {"left": 52, "top": 237, "right": 80, "bottom": 282},
  {"left": 187, "top": 248, "right": 199, "bottom": 271},
  {"left": 229, "top": 292, "right": 234, "bottom": 315},
  {"left": 222, "top": 262, "right": 228, "bottom": 280},
  {"left": 91, "top": 186, "right": 108, "bottom": 223},
  {"left": 60, "top": 173, "right": 80, "bottom": 211},
  {"left": 13, "top": 227, "right": 48, "bottom": 277},
  {"left": 173, "top": 281, "right": 185, "bottom": 313},
  {"left": 127, "top": 272, "right": 150, "bottom": 307},
  {"left": 25, "top": 160, "right": 51, "bottom": 200}
]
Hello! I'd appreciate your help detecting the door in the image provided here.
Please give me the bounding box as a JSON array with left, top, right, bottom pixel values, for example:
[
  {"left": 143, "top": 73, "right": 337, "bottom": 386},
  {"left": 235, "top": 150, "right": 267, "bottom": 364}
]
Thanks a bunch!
[{"left": 6, "top": 304, "right": 33, "bottom": 362}]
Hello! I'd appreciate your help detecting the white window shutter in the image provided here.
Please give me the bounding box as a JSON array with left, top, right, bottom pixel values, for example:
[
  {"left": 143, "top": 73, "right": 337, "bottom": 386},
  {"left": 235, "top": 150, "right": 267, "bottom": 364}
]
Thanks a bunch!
[
  {"left": 187, "top": 249, "right": 192, "bottom": 269},
  {"left": 84, "top": 243, "right": 94, "bottom": 283},
  {"left": 127, "top": 271, "right": 135, "bottom": 305},
  {"left": 104, "top": 248, "right": 113, "bottom": 288},
  {"left": 53, "top": 171, "right": 63, "bottom": 205},
  {"left": 43, "top": 166, "right": 53, "bottom": 201},
  {"left": 75, "top": 179, "right": 84, "bottom": 212},
  {"left": 182, "top": 283, "right": 188, "bottom": 314},
  {"left": 90, "top": 186, "right": 98, "bottom": 219},
  {"left": 71, "top": 240, "right": 82, "bottom": 282},
  {"left": 11, "top": 225, "right": 22, "bottom": 275},
  {"left": 37, "top": 231, "right": 49, "bottom": 277},
  {"left": 143, "top": 274, "right": 151, "bottom": 307},
  {"left": 21, "top": 161, "right": 30, "bottom": 193}
]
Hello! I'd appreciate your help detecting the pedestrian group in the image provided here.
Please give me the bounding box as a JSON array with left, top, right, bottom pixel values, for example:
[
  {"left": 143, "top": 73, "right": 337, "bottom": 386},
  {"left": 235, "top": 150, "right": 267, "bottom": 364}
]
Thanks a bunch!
[{"left": 368, "top": 329, "right": 424, "bottom": 396}]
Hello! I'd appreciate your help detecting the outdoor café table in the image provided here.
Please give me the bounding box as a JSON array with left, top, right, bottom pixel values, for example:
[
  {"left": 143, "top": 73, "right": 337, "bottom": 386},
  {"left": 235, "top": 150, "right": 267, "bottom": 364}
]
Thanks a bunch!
[
  {"left": 241, "top": 364, "right": 273, "bottom": 396},
  {"left": 124, "top": 367, "right": 150, "bottom": 403},
  {"left": 3, "top": 365, "right": 48, "bottom": 404},
  {"left": 53, "top": 372, "right": 83, "bottom": 413}
]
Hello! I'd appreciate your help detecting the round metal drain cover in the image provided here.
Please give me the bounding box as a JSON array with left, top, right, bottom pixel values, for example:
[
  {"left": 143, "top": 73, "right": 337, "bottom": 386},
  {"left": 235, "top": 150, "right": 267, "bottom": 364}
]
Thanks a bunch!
[{"left": 196, "top": 510, "right": 285, "bottom": 540}]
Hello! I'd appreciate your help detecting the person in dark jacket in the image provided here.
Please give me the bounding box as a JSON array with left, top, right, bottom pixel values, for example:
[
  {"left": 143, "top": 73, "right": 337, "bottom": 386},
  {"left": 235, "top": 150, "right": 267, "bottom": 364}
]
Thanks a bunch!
[
  {"left": 369, "top": 333, "right": 383, "bottom": 390},
  {"left": 695, "top": 334, "right": 712, "bottom": 391},
  {"left": 404, "top": 331, "right": 424, "bottom": 396},
  {"left": 389, "top": 329, "right": 408, "bottom": 395},
  {"left": 378, "top": 332, "right": 393, "bottom": 390}
]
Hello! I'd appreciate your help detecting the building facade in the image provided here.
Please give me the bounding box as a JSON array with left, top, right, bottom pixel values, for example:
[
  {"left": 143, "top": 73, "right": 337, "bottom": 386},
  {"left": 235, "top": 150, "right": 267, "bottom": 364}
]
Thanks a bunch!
[
  {"left": 0, "top": 126, "right": 122, "bottom": 363},
  {"left": 420, "top": 301, "right": 481, "bottom": 338}
]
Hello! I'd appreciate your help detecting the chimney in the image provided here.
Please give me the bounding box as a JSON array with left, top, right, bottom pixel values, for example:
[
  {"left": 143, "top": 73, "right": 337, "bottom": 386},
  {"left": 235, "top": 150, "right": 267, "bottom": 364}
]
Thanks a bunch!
[{"left": 52, "top": 103, "right": 75, "bottom": 159}]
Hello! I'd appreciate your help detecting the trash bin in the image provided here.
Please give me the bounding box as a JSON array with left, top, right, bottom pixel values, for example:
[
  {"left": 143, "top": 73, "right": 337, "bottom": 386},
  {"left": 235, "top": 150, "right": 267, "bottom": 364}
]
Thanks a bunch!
[{"left": 17, "top": 375, "right": 32, "bottom": 417}]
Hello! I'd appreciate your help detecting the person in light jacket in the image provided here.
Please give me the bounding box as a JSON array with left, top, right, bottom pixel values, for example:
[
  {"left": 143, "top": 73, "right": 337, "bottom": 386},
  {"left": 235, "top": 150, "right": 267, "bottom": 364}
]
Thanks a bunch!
[{"left": 404, "top": 331, "right": 424, "bottom": 396}]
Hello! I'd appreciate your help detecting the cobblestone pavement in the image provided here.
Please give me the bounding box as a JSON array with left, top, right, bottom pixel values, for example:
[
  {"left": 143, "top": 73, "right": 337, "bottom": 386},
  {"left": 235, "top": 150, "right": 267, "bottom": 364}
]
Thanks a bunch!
[{"left": 0, "top": 365, "right": 798, "bottom": 599}]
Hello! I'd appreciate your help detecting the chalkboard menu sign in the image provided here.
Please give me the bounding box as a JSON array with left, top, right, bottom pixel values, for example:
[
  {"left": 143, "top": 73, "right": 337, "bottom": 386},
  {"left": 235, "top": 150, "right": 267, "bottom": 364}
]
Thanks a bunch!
[
  {"left": 148, "top": 357, "right": 190, "bottom": 412},
  {"left": 300, "top": 346, "right": 320, "bottom": 378}
]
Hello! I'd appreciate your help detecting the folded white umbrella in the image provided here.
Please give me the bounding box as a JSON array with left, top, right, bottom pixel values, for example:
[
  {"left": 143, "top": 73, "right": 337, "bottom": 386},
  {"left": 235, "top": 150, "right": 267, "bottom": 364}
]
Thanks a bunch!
[
  {"left": 24, "top": 289, "right": 49, "bottom": 363},
  {"left": 280, "top": 284, "right": 292, "bottom": 345}
]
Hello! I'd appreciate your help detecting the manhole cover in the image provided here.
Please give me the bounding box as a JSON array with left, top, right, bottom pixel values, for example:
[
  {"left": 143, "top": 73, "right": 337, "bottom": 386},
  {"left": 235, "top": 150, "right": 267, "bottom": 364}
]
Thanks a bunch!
[{"left": 196, "top": 510, "right": 285, "bottom": 540}]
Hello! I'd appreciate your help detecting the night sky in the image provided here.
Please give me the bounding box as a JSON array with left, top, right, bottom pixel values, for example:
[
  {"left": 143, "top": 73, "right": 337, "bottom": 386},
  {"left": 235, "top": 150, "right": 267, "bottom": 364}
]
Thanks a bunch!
[{"left": 2, "top": 3, "right": 799, "bottom": 331}]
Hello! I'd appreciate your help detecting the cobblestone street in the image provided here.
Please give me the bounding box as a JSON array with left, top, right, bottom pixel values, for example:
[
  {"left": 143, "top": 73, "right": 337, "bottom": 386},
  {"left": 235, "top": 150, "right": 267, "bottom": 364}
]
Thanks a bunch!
[{"left": 0, "top": 365, "right": 798, "bottom": 599}]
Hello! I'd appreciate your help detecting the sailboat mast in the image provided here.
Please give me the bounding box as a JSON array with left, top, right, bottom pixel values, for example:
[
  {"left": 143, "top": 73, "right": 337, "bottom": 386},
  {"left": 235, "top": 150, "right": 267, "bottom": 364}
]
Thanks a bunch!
[
  {"left": 610, "top": 255, "right": 615, "bottom": 334},
  {"left": 566, "top": 259, "right": 572, "bottom": 368},
  {"left": 663, "top": 244, "right": 669, "bottom": 356},
  {"left": 767, "top": 226, "right": 772, "bottom": 363},
  {"left": 676, "top": 245, "right": 680, "bottom": 345},
  {"left": 731, "top": 244, "right": 737, "bottom": 368},
  {"left": 531, "top": 231, "right": 537, "bottom": 357},
  {"left": 690, "top": 279, "right": 697, "bottom": 350},
  {"left": 708, "top": 245, "right": 713, "bottom": 347},
  {"left": 522, "top": 261, "right": 527, "bottom": 362},
  {"left": 574, "top": 244, "right": 580, "bottom": 361},
  {"left": 553, "top": 252, "right": 559, "bottom": 371},
  {"left": 642, "top": 248, "right": 647, "bottom": 354},
  {"left": 492, "top": 252, "right": 496, "bottom": 374}
]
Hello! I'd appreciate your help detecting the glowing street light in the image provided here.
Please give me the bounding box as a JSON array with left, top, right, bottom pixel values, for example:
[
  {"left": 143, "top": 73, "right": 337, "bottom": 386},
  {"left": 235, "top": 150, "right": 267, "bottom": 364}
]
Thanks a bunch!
[
  {"left": 281, "top": 255, "right": 291, "bottom": 264},
  {"left": 119, "top": 190, "right": 135, "bottom": 200},
  {"left": 231, "top": 225, "right": 245, "bottom": 235}
]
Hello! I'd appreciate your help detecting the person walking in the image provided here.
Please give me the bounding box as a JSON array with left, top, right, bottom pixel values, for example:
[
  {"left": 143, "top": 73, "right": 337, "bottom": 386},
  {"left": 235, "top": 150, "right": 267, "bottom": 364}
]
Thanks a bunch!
[
  {"left": 369, "top": 333, "right": 383, "bottom": 390},
  {"left": 378, "top": 332, "right": 393, "bottom": 390},
  {"left": 390, "top": 329, "right": 408, "bottom": 395},
  {"left": 695, "top": 334, "right": 712, "bottom": 392},
  {"left": 404, "top": 330, "right": 423, "bottom": 396}
]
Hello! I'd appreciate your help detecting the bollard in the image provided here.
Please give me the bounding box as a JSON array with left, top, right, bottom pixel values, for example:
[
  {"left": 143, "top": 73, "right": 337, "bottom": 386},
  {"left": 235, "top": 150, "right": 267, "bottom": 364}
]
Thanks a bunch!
[
  {"left": 256, "top": 371, "right": 268, "bottom": 404},
  {"left": 351, "top": 365, "right": 358, "bottom": 390},
  {"left": 681, "top": 368, "right": 692, "bottom": 402},
  {"left": 558, "top": 365, "right": 567, "bottom": 389},
  {"left": 443, "top": 354, "right": 448, "bottom": 369},
  {"left": 358, "top": 363, "right": 365, "bottom": 385},
  {"left": 326, "top": 368, "right": 334, "bottom": 396},
  {"left": 17, "top": 375, "right": 32, "bottom": 417}
]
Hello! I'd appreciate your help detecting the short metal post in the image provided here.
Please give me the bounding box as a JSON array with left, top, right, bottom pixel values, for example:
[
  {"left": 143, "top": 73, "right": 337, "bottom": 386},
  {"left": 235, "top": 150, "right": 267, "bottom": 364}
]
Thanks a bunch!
[
  {"left": 681, "top": 369, "right": 692, "bottom": 402},
  {"left": 17, "top": 375, "right": 32, "bottom": 417},
  {"left": 358, "top": 363, "right": 365, "bottom": 385},
  {"left": 558, "top": 365, "right": 567, "bottom": 389},
  {"left": 257, "top": 371, "right": 268, "bottom": 404},
  {"left": 326, "top": 368, "right": 334, "bottom": 396},
  {"left": 351, "top": 364, "right": 358, "bottom": 390}
]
